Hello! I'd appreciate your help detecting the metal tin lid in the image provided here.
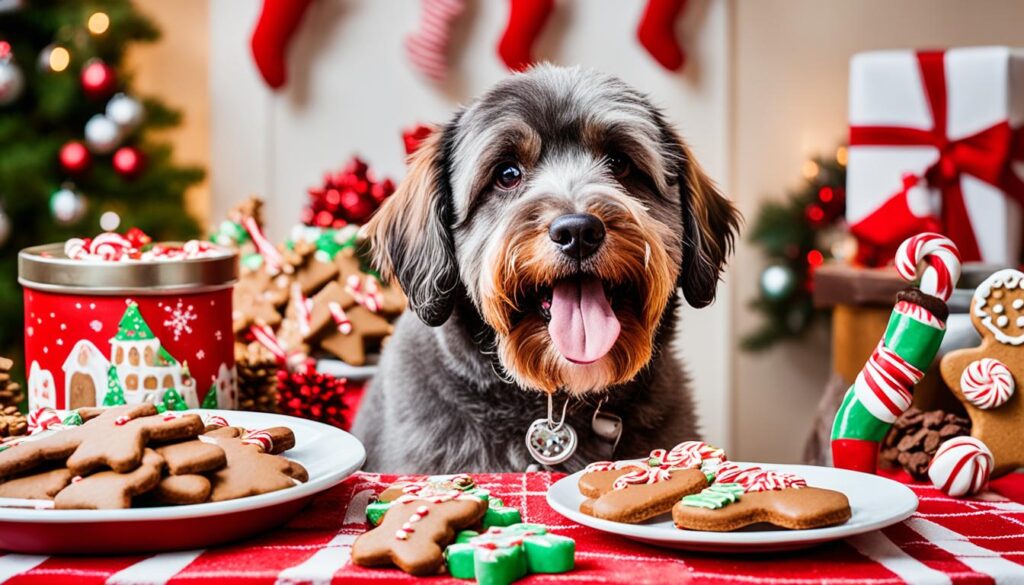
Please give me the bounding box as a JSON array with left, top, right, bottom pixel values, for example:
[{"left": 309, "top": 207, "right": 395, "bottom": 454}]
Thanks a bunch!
[{"left": 18, "top": 242, "right": 238, "bottom": 295}]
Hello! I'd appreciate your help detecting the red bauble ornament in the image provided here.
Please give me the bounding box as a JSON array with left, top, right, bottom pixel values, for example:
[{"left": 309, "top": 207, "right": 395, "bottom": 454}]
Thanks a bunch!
[
  {"left": 81, "top": 59, "right": 117, "bottom": 99},
  {"left": 112, "top": 146, "right": 145, "bottom": 178},
  {"left": 303, "top": 157, "right": 396, "bottom": 228},
  {"left": 276, "top": 366, "right": 350, "bottom": 429},
  {"left": 402, "top": 124, "right": 433, "bottom": 156},
  {"left": 59, "top": 141, "right": 91, "bottom": 174}
]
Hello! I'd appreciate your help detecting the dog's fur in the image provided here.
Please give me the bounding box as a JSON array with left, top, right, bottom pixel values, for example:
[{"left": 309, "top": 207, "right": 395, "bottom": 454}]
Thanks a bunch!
[{"left": 352, "top": 65, "right": 739, "bottom": 473}]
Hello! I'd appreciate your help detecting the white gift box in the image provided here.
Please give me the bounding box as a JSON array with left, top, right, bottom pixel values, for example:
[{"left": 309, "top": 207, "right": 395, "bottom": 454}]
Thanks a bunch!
[{"left": 846, "top": 46, "right": 1024, "bottom": 265}]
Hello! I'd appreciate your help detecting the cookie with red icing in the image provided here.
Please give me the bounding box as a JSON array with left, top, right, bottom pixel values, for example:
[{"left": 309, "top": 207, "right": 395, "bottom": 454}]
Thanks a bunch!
[
  {"left": 672, "top": 463, "right": 850, "bottom": 531},
  {"left": 578, "top": 441, "right": 725, "bottom": 523}
]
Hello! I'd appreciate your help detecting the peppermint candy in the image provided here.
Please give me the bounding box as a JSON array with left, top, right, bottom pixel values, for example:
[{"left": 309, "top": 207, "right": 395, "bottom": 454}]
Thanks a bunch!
[
  {"left": 961, "top": 358, "right": 1015, "bottom": 410},
  {"left": 89, "top": 232, "right": 134, "bottom": 261},
  {"left": 714, "top": 463, "right": 807, "bottom": 492},
  {"left": 242, "top": 429, "right": 274, "bottom": 453},
  {"left": 64, "top": 238, "right": 89, "bottom": 260},
  {"left": 661, "top": 441, "right": 727, "bottom": 469},
  {"left": 895, "top": 232, "right": 962, "bottom": 302},
  {"left": 328, "top": 301, "right": 352, "bottom": 334},
  {"left": 611, "top": 463, "right": 672, "bottom": 491},
  {"left": 853, "top": 341, "right": 923, "bottom": 423},
  {"left": 26, "top": 408, "right": 62, "bottom": 435},
  {"left": 928, "top": 436, "right": 993, "bottom": 497},
  {"left": 248, "top": 323, "right": 288, "bottom": 364}
]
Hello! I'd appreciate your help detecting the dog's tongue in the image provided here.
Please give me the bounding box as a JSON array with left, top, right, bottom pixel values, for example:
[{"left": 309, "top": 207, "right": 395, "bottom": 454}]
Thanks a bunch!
[{"left": 548, "top": 277, "right": 620, "bottom": 364}]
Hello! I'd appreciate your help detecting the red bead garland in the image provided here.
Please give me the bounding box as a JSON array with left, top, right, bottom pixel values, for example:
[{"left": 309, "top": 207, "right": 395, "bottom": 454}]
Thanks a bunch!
[{"left": 276, "top": 365, "right": 351, "bottom": 429}]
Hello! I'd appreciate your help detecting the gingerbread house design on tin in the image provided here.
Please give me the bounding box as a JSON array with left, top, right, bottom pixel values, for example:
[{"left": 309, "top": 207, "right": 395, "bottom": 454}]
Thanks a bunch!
[
  {"left": 109, "top": 302, "right": 198, "bottom": 408},
  {"left": 28, "top": 361, "right": 56, "bottom": 410},
  {"left": 62, "top": 339, "right": 111, "bottom": 409}
]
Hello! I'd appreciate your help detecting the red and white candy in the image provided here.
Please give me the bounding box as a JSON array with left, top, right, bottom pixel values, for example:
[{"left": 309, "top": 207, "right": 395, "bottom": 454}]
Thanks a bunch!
[
  {"left": 715, "top": 462, "right": 807, "bottom": 492},
  {"left": 928, "top": 436, "right": 993, "bottom": 497},
  {"left": 961, "top": 358, "right": 1015, "bottom": 410},
  {"left": 27, "top": 408, "right": 61, "bottom": 435},
  {"left": 895, "top": 233, "right": 962, "bottom": 302}
]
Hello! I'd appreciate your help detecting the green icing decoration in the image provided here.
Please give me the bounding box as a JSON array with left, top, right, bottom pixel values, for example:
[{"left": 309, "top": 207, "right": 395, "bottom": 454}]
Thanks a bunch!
[
  {"left": 211, "top": 220, "right": 249, "bottom": 247},
  {"left": 483, "top": 497, "right": 522, "bottom": 529},
  {"left": 102, "top": 365, "right": 127, "bottom": 406},
  {"left": 201, "top": 384, "right": 219, "bottom": 409},
  {"left": 115, "top": 302, "right": 156, "bottom": 341},
  {"left": 162, "top": 388, "right": 189, "bottom": 411},
  {"left": 241, "top": 253, "right": 264, "bottom": 271},
  {"left": 681, "top": 483, "right": 745, "bottom": 509},
  {"left": 445, "top": 523, "right": 575, "bottom": 585},
  {"left": 61, "top": 411, "right": 83, "bottom": 426},
  {"left": 366, "top": 500, "right": 392, "bottom": 526}
]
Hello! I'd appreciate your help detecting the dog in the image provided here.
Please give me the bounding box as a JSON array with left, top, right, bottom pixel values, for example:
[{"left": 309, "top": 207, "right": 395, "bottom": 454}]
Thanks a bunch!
[{"left": 351, "top": 65, "right": 739, "bottom": 473}]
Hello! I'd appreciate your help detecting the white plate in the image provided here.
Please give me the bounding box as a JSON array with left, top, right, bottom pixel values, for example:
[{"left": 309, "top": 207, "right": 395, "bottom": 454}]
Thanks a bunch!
[
  {"left": 0, "top": 409, "right": 366, "bottom": 554},
  {"left": 546, "top": 462, "right": 918, "bottom": 553}
]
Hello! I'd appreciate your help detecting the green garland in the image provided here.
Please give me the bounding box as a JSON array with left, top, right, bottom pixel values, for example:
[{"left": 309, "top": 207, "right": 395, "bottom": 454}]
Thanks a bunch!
[{"left": 742, "top": 149, "right": 848, "bottom": 351}]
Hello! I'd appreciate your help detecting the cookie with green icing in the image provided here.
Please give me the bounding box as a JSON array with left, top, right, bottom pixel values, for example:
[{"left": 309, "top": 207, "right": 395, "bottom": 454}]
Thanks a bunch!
[
  {"left": 445, "top": 523, "right": 575, "bottom": 585},
  {"left": 367, "top": 475, "right": 521, "bottom": 529}
]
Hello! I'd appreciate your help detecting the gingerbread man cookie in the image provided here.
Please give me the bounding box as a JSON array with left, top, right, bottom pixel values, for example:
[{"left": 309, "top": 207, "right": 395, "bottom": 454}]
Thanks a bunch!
[
  {"left": 54, "top": 448, "right": 165, "bottom": 509},
  {"left": 940, "top": 268, "right": 1024, "bottom": 477},
  {"left": 352, "top": 486, "right": 488, "bottom": 576}
]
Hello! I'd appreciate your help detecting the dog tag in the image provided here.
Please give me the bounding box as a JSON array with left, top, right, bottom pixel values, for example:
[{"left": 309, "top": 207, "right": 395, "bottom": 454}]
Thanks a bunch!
[{"left": 525, "top": 418, "right": 577, "bottom": 466}]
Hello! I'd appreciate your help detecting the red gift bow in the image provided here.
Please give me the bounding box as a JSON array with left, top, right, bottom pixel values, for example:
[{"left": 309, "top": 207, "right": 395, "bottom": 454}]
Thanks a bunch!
[{"left": 849, "top": 51, "right": 1024, "bottom": 263}]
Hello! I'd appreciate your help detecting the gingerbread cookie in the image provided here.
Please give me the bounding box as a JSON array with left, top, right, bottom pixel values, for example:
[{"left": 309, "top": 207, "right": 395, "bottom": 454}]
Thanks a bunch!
[
  {"left": 672, "top": 463, "right": 850, "bottom": 531},
  {"left": 352, "top": 486, "right": 488, "bottom": 576},
  {"left": 445, "top": 524, "right": 575, "bottom": 584},
  {"left": 0, "top": 405, "right": 203, "bottom": 479},
  {"left": 155, "top": 439, "right": 227, "bottom": 475},
  {"left": 155, "top": 474, "right": 214, "bottom": 505},
  {"left": 578, "top": 441, "right": 724, "bottom": 523},
  {"left": 54, "top": 448, "right": 165, "bottom": 509},
  {"left": 319, "top": 305, "right": 392, "bottom": 366},
  {"left": 200, "top": 426, "right": 307, "bottom": 501},
  {"left": 940, "top": 268, "right": 1024, "bottom": 477},
  {"left": 367, "top": 474, "right": 521, "bottom": 529},
  {"left": 232, "top": 278, "right": 283, "bottom": 334},
  {"left": 0, "top": 467, "right": 73, "bottom": 500}
]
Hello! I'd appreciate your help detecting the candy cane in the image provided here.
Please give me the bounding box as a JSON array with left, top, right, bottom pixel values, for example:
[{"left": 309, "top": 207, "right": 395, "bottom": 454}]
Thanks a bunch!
[
  {"left": 89, "top": 232, "right": 134, "bottom": 261},
  {"left": 64, "top": 238, "right": 89, "bottom": 260},
  {"left": 27, "top": 408, "right": 61, "bottom": 435},
  {"left": 895, "top": 232, "right": 962, "bottom": 302},
  {"left": 291, "top": 283, "right": 312, "bottom": 337},
  {"left": 248, "top": 323, "right": 287, "bottom": 365},
  {"left": 242, "top": 216, "right": 283, "bottom": 274},
  {"left": 363, "top": 276, "right": 383, "bottom": 312},
  {"left": 831, "top": 233, "right": 961, "bottom": 474},
  {"left": 242, "top": 429, "right": 274, "bottom": 452},
  {"left": 612, "top": 462, "right": 672, "bottom": 490},
  {"left": 328, "top": 301, "right": 353, "bottom": 334},
  {"left": 204, "top": 414, "right": 230, "bottom": 428},
  {"left": 662, "top": 441, "right": 727, "bottom": 470},
  {"left": 715, "top": 463, "right": 807, "bottom": 492}
]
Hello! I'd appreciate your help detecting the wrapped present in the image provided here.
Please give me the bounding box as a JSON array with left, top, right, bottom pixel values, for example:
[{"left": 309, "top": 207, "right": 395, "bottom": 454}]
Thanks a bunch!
[{"left": 846, "top": 47, "right": 1024, "bottom": 266}]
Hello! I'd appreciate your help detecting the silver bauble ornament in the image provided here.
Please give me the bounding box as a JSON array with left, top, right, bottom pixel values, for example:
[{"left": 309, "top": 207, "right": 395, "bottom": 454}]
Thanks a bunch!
[
  {"left": 760, "top": 264, "right": 796, "bottom": 300},
  {"left": 0, "top": 57, "right": 24, "bottom": 105},
  {"left": 50, "top": 186, "right": 87, "bottom": 225},
  {"left": 84, "top": 114, "right": 121, "bottom": 154},
  {"left": 105, "top": 93, "right": 144, "bottom": 131}
]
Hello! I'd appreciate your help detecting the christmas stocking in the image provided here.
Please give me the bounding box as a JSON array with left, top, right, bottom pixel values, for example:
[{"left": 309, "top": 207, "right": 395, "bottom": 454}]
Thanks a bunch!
[
  {"left": 250, "top": 0, "right": 314, "bottom": 90},
  {"left": 405, "top": 0, "right": 466, "bottom": 83},
  {"left": 498, "top": 0, "right": 554, "bottom": 72},
  {"left": 637, "top": 0, "right": 687, "bottom": 71}
]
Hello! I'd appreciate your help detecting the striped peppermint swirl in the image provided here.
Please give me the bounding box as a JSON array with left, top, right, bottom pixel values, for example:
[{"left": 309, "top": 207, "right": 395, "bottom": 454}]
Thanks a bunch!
[
  {"left": 64, "top": 237, "right": 89, "bottom": 260},
  {"left": 89, "top": 232, "right": 133, "bottom": 261},
  {"left": 661, "top": 441, "right": 727, "bottom": 469},
  {"left": 242, "top": 430, "right": 274, "bottom": 453},
  {"left": 612, "top": 463, "right": 672, "bottom": 490},
  {"left": 928, "top": 437, "right": 993, "bottom": 497},
  {"left": 895, "top": 233, "right": 962, "bottom": 301},
  {"left": 961, "top": 358, "right": 1015, "bottom": 410},
  {"left": 27, "top": 408, "right": 61, "bottom": 435},
  {"left": 853, "top": 341, "right": 924, "bottom": 423}
]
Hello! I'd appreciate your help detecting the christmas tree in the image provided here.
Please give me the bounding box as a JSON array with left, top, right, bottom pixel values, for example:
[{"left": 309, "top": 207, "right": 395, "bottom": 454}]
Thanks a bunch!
[
  {"left": 0, "top": 1, "right": 202, "bottom": 380},
  {"left": 161, "top": 387, "right": 188, "bottom": 411},
  {"left": 103, "top": 365, "right": 126, "bottom": 406},
  {"left": 201, "top": 383, "right": 218, "bottom": 409}
]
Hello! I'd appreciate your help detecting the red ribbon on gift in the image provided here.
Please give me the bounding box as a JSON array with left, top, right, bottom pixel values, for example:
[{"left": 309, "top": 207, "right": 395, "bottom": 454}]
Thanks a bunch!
[{"left": 849, "top": 51, "right": 1024, "bottom": 263}]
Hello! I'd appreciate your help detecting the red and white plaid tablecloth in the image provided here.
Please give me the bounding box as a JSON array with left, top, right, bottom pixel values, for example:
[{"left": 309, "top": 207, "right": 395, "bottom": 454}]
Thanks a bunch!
[{"left": 2, "top": 471, "right": 1024, "bottom": 584}]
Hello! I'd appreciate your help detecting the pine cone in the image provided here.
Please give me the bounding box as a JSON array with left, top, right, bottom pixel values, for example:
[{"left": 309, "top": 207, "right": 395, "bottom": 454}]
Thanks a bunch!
[
  {"left": 0, "top": 405, "right": 27, "bottom": 438},
  {"left": 236, "top": 342, "right": 279, "bottom": 413},
  {"left": 0, "top": 357, "right": 23, "bottom": 409},
  {"left": 880, "top": 407, "right": 971, "bottom": 479}
]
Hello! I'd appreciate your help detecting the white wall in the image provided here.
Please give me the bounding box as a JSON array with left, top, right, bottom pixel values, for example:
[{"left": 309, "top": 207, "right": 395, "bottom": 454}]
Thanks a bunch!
[{"left": 210, "top": 0, "right": 735, "bottom": 449}]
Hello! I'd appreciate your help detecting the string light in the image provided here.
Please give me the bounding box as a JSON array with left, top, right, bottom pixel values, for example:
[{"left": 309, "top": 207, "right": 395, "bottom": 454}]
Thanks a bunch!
[
  {"left": 836, "top": 146, "right": 848, "bottom": 166},
  {"left": 801, "top": 160, "right": 819, "bottom": 179},
  {"left": 48, "top": 46, "right": 70, "bottom": 72},
  {"left": 806, "top": 250, "right": 824, "bottom": 267},
  {"left": 88, "top": 12, "right": 110, "bottom": 35}
]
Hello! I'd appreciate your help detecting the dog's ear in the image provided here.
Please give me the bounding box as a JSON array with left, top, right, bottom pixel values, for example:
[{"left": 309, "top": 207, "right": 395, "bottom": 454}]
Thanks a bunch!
[
  {"left": 365, "top": 125, "right": 459, "bottom": 326},
  {"left": 670, "top": 133, "right": 741, "bottom": 308}
]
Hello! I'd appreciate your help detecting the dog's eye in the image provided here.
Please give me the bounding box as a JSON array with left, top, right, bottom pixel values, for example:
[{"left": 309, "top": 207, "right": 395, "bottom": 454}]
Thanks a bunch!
[
  {"left": 607, "top": 153, "right": 631, "bottom": 179},
  {"left": 494, "top": 163, "right": 523, "bottom": 190}
]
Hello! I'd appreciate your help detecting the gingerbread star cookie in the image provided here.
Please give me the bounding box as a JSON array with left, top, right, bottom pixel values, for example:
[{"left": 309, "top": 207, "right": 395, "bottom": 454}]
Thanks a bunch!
[{"left": 940, "top": 268, "right": 1024, "bottom": 477}]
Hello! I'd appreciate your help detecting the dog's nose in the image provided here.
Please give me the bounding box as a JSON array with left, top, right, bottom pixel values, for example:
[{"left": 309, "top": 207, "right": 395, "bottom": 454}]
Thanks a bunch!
[{"left": 548, "top": 214, "right": 606, "bottom": 259}]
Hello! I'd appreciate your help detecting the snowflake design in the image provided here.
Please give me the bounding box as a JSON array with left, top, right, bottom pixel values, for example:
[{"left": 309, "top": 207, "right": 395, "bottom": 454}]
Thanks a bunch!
[
  {"left": 196, "top": 349, "right": 206, "bottom": 361},
  {"left": 163, "top": 299, "right": 198, "bottom": 342},
  {"left": 89, "top": 320, "right": 103, "bottom": 332},
  {"left": 215, "top": 330, "right": 223, "bottom": 341}
]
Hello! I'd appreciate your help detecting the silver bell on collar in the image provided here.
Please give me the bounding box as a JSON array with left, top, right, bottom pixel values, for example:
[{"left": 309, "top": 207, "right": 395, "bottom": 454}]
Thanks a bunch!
[{"left": 525, "top": 393, "right": 577, "bottom": 466}]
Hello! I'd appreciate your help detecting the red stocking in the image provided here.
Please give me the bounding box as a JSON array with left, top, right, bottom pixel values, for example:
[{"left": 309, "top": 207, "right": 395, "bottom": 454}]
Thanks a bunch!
[
  {"left": 250, "top": 0, "right": 315, "bottom": 90},
  {"left": 497, "top": 0, "right": 554, "bottom": 72},
  {"left": 637, "top": 0, "right": 687, "bottom": 71}
]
